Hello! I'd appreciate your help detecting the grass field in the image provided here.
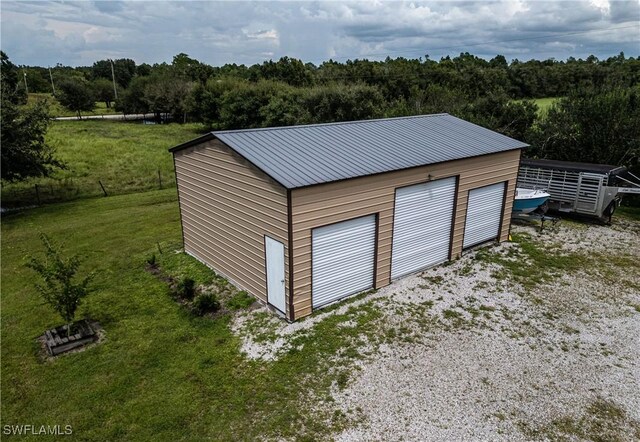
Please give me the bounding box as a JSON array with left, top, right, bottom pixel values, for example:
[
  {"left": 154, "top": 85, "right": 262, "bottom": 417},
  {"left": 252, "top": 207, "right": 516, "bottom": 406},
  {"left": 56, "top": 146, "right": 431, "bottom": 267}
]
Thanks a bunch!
[
  {"left": 532, "top": 97, "right": 559, "bottom": 114},
  {"left": 1, "top": 121, "right": 204, "bottom": 207},
  {"left": 26, "top": 93, "right": 118, "bottom": 118},
  {"left": 513, "top": 97, "right": 560, "bottom": 116},
  {"left": 0, "top": 189, "right": 375, "bottom": 440}
]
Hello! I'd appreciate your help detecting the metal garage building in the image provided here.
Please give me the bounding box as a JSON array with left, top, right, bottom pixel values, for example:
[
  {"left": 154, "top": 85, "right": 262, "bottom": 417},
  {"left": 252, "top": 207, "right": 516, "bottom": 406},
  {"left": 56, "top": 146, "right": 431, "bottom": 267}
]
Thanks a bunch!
[{"left": 170, "top": 114, "right": 527, "bottom": 321}]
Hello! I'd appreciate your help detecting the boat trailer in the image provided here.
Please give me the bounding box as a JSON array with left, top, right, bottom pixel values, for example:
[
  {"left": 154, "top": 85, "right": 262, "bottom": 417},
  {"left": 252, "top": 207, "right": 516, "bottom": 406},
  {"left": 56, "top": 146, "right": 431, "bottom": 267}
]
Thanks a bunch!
[{"left": 512, "top": 210, "right": 560, "bottom": 232}]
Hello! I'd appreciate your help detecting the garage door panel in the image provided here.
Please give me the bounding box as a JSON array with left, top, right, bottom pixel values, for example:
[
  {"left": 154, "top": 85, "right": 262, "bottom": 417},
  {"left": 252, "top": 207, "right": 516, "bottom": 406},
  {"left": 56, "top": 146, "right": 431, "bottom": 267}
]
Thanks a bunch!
[
  {"left": 463, "top": 182, "right": 505, "bottom": 249},
  {"left": 394, "top": 236, "right": 451, "bottom": 258},
  {"left": 313, "top": 249, "right": 374, "bottom": 268},
  {"left": 391, "top": 177, "right": 456, "bottom": 279},
  {"left": 393, "top": 234, "right": 450, "bottom": 256},
  {"left": 394, "top": 223, "right": 451, "bottom": 244},
  {"left": 314, "top": 278, "right": 371, "bottom": 299},
  {"left": 312, "top": 215, "right": 376, "bottom": 308}
]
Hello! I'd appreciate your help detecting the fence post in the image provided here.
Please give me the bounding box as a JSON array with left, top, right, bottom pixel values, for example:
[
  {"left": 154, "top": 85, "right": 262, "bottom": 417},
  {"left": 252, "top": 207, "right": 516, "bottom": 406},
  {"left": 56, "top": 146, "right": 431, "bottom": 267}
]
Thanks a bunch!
[
  {"left": 35, "top": 184, "right": 41, "bottom": 205},
  {"left": 98, "top": 180, "right": 108, "bottom": 197},
  {"left": 158, "top": 169, "right": 162, "bottom": 189}
]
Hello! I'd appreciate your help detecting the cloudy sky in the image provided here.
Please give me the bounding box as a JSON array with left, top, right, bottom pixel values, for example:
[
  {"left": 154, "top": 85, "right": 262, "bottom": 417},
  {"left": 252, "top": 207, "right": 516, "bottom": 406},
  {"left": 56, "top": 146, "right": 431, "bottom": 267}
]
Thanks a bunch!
[{"left": 1, "top": 1, "right": 638, "bottom": 67}]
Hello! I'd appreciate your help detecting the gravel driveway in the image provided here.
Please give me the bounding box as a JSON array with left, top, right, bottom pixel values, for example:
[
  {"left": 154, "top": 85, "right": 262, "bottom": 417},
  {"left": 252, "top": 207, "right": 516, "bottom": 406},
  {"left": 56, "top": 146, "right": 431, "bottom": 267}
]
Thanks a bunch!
[{"left": 233, "top": 217, "right": 640, "bottom": 441}]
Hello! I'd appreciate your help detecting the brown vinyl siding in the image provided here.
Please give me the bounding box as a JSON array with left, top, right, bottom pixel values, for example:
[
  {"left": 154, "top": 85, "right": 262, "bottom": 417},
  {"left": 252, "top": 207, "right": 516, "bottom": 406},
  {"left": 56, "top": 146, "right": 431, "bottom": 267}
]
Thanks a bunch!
[
  {"left": 173, "top": 139, "right": 290, "bottom": 315},
  {"left": 290, "top": 149, "right": 520, "bottom": 319}
]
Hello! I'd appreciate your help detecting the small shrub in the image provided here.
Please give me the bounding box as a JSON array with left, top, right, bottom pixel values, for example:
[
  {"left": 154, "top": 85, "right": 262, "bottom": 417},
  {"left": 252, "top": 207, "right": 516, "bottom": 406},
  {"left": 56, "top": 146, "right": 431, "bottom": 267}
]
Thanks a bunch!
[
  {"left": 176, "top": 277, "right": 196, "bottom": 300},
  {"left": 146, "top": 253, "right": 157, "bottom": 266},
  {"left": 226, "top": 290, "right": 255, "bottom": 310},
  {"left": 192, "top": 292, "right": 220, "bottom": 316}
]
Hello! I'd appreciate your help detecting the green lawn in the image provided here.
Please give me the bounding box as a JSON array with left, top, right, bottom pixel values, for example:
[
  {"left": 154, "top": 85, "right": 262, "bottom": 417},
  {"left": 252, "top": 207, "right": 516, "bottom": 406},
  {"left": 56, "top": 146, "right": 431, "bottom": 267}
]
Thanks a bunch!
[
  {"left": 1, "top": 121, "right": 204, "bottom": 207},
  {"left": 26, "top": 93, "right": 118, "bottom": 118},
  {"left": 1, "top": 190, "right": 373, "bottom": 440}
]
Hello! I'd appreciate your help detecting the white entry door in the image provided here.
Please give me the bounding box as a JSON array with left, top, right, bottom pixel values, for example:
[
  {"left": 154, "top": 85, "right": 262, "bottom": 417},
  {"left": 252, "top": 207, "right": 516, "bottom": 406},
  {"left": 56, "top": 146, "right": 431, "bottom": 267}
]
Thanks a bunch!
[
  {"left": 391, "top": 177, "right": 456, "bottom": 279},
  {"left": 265, "top": 236, "right": 286, "bottom": 314},
  {"left": 463, "top": 182, "right": 505, "bottom": 249},
  {"left": 312, "top": 215, "right": 376, "bottom": 309}
]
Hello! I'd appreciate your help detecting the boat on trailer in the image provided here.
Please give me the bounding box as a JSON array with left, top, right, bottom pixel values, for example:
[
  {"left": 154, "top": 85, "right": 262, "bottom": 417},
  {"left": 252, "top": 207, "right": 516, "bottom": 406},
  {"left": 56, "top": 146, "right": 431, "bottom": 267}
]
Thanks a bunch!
[{"left": 513, "top": 188, "right": 550, "bottom": 214}]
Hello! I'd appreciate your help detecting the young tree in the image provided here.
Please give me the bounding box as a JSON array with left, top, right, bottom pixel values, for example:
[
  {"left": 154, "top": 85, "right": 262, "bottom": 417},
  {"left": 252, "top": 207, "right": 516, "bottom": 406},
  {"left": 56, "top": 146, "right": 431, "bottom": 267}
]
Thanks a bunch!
[
  {"left": 26, "top": 234, "right": 94, "bottom": 335},
  {"left": 57, "top": 79, "right": 95, "bottom": 118},
  {"left": 1, "top": 52, "right": 63, "bottom": 182},
  {"left": 92, "top": 78, "right": 115, "bottom": 108}
]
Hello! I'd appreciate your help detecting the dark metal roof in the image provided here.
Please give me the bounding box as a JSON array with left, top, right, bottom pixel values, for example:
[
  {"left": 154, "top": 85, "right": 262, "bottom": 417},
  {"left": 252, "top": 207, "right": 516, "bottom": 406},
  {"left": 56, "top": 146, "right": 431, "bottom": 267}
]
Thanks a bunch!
[
  {"left": 521, "top": 158, "right": 626, "bottom": 175},
  {"left": 171, "top": 114, "right": 528, "bottom": 189}
]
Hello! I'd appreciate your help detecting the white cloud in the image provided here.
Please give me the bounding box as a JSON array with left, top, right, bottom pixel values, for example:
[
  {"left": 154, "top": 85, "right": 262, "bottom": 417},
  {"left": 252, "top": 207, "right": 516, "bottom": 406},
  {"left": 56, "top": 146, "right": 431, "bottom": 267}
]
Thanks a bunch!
[
  {"left": 590, "top": 0, "right": 611, "bottom": 14},
  {"left": 245, "top": 29, "right": 279, "bottom": 41}
]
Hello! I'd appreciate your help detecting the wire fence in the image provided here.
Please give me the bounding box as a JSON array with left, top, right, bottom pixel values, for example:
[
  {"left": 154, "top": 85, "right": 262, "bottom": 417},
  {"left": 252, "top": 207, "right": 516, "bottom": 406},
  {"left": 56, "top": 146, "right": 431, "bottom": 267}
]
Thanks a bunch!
[{"left": 2, "top": 169, "right": 175, "bottom": 209}]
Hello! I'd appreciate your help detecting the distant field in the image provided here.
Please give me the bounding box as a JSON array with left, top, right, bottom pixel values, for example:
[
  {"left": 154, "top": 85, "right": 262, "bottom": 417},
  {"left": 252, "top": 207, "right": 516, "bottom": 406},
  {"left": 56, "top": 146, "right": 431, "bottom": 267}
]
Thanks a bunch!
[
  {"left": 26, "top": 93, "right": 118, "bottom": 118},
  {"left": 513, "top": 97, "right": 560, "bottom": 116},
  {"left": 2, "top": 120, "right": 205, "bottom": 207},
  {"left": 532, "top": 97, "right": 560, "bottom": 114}
]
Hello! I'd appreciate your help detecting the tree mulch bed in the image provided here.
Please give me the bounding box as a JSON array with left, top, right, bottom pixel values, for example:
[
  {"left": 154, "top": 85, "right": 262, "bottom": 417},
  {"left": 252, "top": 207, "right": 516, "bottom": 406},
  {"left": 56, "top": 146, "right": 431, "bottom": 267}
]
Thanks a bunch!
[{"left": 40, "top": 319, "right": 100, "bottom": 356}]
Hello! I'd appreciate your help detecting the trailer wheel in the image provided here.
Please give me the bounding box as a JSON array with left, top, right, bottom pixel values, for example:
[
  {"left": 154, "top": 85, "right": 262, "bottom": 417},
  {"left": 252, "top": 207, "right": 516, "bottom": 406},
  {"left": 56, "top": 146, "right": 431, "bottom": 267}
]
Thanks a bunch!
[
  {"left": 534, "top": 201, "right": 549, "bottom": 215},
  {"left": 539, "top": 201, "right": 549, "bottom": 214},
  {"left": 604, "top": 201, "right": 616, "bottom": 224}
]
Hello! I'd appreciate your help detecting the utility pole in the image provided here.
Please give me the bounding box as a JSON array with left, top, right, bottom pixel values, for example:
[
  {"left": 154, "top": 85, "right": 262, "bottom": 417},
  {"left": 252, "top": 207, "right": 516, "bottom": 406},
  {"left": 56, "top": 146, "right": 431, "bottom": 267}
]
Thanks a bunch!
[
  {"left": 48, "top": 67, "right": 56, "bottom": 96},
  {"left": 109, "top": 59, "right": 118, "bottom": 100},
  {"left": 23, "top": 71, "right": 29, "bottom": 95}
]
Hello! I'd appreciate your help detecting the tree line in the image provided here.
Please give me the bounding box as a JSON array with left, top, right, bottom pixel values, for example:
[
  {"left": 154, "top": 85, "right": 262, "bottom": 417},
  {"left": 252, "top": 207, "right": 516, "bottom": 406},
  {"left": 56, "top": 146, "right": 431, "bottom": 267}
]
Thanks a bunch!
[
  {"left": 15, "top": 51, "right": 639, "bottom": 122},
  {"left": 17, "top": 51, "right": 640, "bottom": 99},
  {"left": 2, "top": 50, "right": 639, "bottom": 183}
]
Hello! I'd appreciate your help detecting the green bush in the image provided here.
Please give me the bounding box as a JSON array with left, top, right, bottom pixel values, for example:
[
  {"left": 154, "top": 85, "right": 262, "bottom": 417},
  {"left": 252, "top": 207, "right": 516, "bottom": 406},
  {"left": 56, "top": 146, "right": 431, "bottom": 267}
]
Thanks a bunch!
[
  {"left": 191, "top": 292, "right": 220, "bottom": 316},
  {"left": 227, "top": 291, "right": 255, "bottom": 310},
  {"left": 175, "top": 276, "right": 195, "bottom": 300}
]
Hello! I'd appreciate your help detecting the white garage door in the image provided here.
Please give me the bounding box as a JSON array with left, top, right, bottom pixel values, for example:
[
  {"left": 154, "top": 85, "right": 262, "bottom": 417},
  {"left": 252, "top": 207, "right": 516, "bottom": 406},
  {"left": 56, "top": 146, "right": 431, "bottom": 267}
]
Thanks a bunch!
[
  {"left": 312, "top": 215, "right": 376, "bottom": 308},
  {"left": 463, "top": 182, "right": 505, "bottom": 249},
  {"left": 391, "top": 177, "right": 456, "bottom": 279}
]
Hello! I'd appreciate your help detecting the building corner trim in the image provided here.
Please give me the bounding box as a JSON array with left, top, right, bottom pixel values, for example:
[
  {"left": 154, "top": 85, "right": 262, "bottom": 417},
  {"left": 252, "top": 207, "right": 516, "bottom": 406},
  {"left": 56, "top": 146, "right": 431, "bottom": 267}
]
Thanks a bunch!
[{"left": 287, "top": 189, "right": 295, "bottom": 321}]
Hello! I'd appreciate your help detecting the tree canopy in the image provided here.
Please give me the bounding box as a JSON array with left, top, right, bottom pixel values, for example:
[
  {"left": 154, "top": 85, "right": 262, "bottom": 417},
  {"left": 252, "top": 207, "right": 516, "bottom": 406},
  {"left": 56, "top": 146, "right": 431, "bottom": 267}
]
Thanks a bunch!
[
  {"left": 1, "top": 52, "right": 62, "bottom": 182},
  {"left": 91, "top": 58, "right": 136, "bottom": 88},
  {"left": 57, "top": 79, "right": 96, "bottom": 118}
]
